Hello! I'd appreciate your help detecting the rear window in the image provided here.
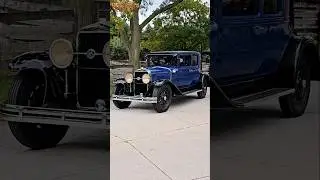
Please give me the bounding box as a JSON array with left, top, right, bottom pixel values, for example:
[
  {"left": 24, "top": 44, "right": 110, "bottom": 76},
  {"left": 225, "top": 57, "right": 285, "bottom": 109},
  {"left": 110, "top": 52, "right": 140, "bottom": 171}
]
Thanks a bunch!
[{"left": 222, "top": 0, "right": 259, "bottom": 16}]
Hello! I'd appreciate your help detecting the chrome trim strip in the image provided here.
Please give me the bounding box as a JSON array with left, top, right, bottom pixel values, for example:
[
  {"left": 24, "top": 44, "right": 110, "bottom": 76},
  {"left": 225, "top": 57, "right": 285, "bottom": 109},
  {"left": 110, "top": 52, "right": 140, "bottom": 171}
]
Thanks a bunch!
[
  {"left": 0, "top": 104, "right": 109, "bottom": 129},
  {"left": 112, "top": 95, "right": 157, "bottom": 103}
]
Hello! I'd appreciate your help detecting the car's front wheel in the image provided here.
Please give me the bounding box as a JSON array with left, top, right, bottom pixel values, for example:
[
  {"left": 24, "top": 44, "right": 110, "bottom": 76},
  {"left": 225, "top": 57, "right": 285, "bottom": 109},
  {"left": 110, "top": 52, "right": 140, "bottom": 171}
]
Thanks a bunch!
[
  {"left": 152, "top": 84, "right": 172, "bottom": 113},
  {"left": 279, "top": 58, "right": 311, "bottom": 118},
  {"left": 113, "top": 84, "right": 131, "bottom": 109},
  {"left": 8, "top": 75, "right": 69, "bottom": 150}
]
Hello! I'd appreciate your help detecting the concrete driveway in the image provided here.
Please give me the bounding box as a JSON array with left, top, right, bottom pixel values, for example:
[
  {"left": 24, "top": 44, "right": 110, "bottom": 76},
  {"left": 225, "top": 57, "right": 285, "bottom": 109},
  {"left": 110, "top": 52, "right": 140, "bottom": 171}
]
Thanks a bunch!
[
  {"left": 211, "top": 82, "right": 319, "bottom": 180},
  {"left": 110, "top": 90, "right": 210, "bottom": 180}
]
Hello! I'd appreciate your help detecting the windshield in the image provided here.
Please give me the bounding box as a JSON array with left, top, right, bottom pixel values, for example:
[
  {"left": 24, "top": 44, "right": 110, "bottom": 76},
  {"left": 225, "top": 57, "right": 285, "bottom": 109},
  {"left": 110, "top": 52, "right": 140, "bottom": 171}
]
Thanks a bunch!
[{"left": 145, "top": 55, "right": 177, "bottom": 67}]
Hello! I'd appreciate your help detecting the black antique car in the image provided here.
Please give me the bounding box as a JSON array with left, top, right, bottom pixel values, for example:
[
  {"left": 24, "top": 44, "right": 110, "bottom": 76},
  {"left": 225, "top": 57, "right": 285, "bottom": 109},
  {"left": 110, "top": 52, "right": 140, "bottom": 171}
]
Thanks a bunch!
[{"left": 0, "top": 21, "right": 110, "bottom": 150}]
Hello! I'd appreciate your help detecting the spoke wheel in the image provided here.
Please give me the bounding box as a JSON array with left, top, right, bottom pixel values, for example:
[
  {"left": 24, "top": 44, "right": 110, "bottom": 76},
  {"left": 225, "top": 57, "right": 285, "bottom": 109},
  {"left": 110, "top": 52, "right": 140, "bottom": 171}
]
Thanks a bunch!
[
  {"left": 279, "top": 57, "right": 311, "bottom": 118},
  {"left": 113, "top": 84, "right": 131, "bottom": 109},
  {"left": 197, "top": 77, "right": 208, "bottom": 99},
  {"left": 7, "top": 75, "right": 68, "bottom": 150},
  {"left": 153, "top": 84, "right": 172, "bottom": 113}
]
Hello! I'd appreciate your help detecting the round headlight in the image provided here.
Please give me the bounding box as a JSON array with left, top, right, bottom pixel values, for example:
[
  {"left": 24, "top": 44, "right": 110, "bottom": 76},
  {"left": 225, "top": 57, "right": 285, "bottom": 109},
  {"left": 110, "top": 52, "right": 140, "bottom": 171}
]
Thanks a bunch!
[
  {"left": 49, "top": 39, "right": 73, "bottom": 68},
  {"left": 102, "top": 42, "right": 110, "bottom": 67},
  {"left": 142, "top": 74, "right": 151, "bottom": 84},
  {"left": 124, "top": 73, "right": 133, "bottom": 83}
]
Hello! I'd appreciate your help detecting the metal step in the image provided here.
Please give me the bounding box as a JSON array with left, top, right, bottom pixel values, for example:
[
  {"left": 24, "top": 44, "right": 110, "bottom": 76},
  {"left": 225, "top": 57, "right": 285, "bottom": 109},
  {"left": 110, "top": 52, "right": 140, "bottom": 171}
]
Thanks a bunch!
[{"left": 232, "top": 88, "right": 295, "bottom": 106}]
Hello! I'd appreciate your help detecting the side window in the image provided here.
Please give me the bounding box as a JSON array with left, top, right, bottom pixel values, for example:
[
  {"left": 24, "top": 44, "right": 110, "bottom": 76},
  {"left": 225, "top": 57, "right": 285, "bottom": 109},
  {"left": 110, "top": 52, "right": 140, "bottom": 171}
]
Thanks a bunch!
[
  {"left": 264, "top": 0, "right": 282, "bottom": 14},
  {"left": 222, "top": 0, "right": 259, "bottom": 16},
  {"left": 179, "top": 55, "right": 192, "bottom": 66},
  {"left": 191, "top": 55, "right": 198, "bottom": 66}
]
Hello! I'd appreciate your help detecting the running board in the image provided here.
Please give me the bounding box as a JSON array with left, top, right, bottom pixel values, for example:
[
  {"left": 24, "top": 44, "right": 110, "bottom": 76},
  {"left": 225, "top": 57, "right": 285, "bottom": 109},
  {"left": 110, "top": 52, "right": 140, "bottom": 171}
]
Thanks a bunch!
[
  {"left": 0, "top": 104, "right": 109, "bottom": 129},
  {"left": 182, "top": 89, "right": 202, "bottom": 95},
  {"left": 232, "top": 88, "right": 295, "bottom": 106}
]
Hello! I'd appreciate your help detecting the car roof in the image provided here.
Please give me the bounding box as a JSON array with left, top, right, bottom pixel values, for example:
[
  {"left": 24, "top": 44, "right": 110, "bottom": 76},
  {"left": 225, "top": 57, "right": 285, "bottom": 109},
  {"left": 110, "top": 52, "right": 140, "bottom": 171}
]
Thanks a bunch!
[{"left": 148, "top": 51, "right": 200, "bottom": 55}]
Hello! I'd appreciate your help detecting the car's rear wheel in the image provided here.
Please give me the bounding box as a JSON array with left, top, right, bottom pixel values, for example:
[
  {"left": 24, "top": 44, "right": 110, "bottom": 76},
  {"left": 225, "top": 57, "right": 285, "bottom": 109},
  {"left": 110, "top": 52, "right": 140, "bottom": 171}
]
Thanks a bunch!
[
  {"left": 279, "top": 58, "right": 311, "bottom": 118},
  {"left": 113, "top": 84, "right": 131, "bottom": 109},
  {"left": 152, "top": 84, "right": 172, "bottom": 113},
  {"left": 8, "top": 74, "right": 69, "bottom": 150},
  {"left": 197, "top": 76, "right": 208, "bottom": 99}
]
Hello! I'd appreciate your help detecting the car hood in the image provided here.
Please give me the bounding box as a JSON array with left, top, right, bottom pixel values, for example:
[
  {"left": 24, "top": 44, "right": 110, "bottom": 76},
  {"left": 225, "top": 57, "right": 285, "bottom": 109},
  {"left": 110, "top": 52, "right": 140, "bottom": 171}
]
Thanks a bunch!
[
  {"left": 137, "top": 66, "right": 174, "bottom": 81},
  {"left": 143, "top": 66, "right": 175, "bottom": 74}
]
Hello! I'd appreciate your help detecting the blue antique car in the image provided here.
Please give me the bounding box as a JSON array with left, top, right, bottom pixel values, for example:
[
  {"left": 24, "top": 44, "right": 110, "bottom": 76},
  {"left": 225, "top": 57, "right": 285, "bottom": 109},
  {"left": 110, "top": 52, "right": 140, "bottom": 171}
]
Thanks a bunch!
[
  {"left": 210, "top": 0, "right": 320, "bottom": 117},
  {"left": 112, "top": 51, "right": 209, "bottom": 113}
]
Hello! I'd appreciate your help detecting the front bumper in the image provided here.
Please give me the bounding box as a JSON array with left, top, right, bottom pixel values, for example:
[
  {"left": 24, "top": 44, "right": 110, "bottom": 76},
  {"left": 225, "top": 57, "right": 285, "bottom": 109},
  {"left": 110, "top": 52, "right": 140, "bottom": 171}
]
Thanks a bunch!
[
  {"left": 0, "top": 104, "right": 109, "bottom": 129},
  {"left": 112, "top": 94, "right": 157, "bottom": 103}
]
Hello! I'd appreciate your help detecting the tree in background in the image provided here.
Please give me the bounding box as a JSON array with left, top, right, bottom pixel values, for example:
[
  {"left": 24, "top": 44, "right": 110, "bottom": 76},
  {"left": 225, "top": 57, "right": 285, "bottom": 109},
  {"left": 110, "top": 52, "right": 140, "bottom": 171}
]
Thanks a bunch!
[
  {"left": 141, "top": 0, "right": 209, "bottom": 52},
  {"left": 111, "top": 0, "right": 183, "bottom": 70}
]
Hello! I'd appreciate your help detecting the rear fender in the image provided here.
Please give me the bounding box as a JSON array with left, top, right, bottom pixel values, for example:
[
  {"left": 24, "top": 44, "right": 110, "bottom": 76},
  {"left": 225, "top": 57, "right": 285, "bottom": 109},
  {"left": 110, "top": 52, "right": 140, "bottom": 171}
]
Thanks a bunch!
[{"left": 295, "top": 39, "right": 320, "bottom": 81}]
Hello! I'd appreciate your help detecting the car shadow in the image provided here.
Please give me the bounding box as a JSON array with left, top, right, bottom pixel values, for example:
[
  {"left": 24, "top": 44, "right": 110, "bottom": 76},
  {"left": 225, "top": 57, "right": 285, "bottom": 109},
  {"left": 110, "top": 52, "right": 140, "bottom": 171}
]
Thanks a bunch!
[
  {"left": 54, "top": 128, "right": 109, "bottom": 151},
  {"left": 129, "top": 95, "right": 202, "bottom": 111},
  {"left": 211, "top": 105, "right": 284, "bottom": 141}
]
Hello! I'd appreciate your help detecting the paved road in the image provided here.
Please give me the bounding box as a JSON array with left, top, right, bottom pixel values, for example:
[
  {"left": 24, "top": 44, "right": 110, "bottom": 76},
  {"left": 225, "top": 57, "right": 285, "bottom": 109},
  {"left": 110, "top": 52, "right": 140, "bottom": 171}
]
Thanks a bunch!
[
  {"left": 0, "top": 89, "right": 210, "bottom": 180},
  {"left": 0, "top": 124, "right": 109, "bottom": 180},
  {"left": 110, "top": 90, "right": 210, "bottom": 180},
  {"left": 211, "top": 82, "right": 320, "bottom": 180}
]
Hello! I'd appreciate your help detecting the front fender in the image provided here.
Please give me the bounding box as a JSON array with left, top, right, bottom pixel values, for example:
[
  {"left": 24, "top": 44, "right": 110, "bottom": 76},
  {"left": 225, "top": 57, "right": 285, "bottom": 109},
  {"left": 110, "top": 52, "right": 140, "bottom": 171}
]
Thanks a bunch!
[
  {"left": 153, "top": 80, "right": 182, "bottom": 95},
  {"left": 13, "top": 59, "right": 64, "bottom": 104}
]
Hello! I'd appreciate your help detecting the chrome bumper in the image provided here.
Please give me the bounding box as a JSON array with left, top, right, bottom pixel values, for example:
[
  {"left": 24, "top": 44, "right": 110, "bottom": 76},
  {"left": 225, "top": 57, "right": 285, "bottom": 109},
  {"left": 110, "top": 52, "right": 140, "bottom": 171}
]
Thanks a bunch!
[
  {"left": 112, "top": 94, "right": 157, "bottom": 103},
  {"left": 0, "top": 104, "right": 109, "bottom": 129}
]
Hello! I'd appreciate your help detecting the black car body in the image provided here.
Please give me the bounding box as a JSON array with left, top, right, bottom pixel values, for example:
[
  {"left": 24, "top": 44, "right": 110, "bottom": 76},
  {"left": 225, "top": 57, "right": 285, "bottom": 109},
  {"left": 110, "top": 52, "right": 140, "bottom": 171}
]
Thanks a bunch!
[{"left": 0, "top": 20, "right": 110, "bottom": 149}]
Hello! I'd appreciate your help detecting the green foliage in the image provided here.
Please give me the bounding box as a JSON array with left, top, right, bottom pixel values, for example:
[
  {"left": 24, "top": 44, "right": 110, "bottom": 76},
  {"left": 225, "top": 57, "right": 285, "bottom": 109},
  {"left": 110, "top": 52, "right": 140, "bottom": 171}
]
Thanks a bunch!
[
  {"left": 110, "top": 37, "right": 128, "bottom": 60},
  {"left": 141, "top": 0, "right": 209, "bottom": 52}
]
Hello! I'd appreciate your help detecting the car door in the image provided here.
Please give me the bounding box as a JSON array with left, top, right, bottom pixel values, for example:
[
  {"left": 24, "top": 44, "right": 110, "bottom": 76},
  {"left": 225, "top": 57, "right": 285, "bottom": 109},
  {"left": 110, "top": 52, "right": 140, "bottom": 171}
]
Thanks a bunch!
[
  {"left": 213, "top": 0, "right": 264, "bottom": 84},
  {"left": 176, "top": 54, "right": 192, "bottom": 89},
  {"left": 255, "top": 0, "right": 290, "bottom": 75},
  {"left": 189, "top": 53, "right": 201, "bottom": 87}
]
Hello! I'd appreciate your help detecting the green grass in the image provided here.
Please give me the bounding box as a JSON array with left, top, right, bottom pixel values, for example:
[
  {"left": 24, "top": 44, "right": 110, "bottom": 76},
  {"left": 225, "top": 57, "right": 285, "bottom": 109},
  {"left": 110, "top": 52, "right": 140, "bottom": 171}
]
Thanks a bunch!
[{"left": 0, "top": 70, "right": 12, "bottom": 103}]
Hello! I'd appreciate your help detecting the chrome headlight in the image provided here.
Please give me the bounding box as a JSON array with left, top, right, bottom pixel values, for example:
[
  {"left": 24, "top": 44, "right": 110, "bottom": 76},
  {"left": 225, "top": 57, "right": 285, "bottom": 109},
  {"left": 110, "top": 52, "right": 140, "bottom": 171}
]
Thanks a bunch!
[
  {"left": 124, "top": 73, "right": 133, "bottom": 83},
  {"left": 142, "top": 73, "right": 151, "bottom": 84},
  {"left": 49, "top": 39, "right": 73, "bottom": 68},
  {"left": 102, "top": 42, "right": 110, "bottom": 66}
]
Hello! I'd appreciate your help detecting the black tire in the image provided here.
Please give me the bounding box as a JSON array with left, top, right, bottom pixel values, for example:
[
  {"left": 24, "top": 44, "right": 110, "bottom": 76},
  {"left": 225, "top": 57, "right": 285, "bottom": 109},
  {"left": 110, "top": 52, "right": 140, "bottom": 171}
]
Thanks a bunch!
[
  {"left": 197, "top": 76, "right": 208, "bottom": 99},
  {"left": 113, "top": 84, "right": 131, "bottom": 109},
  {"left": 7, "top": 75, "right": 68, "bottom": 150},
  {"left": 152, "top": 84, "right": 172, "bottom": 113},
  {"left": 279, "top": 58, "right": 311, "bottom": 118}
]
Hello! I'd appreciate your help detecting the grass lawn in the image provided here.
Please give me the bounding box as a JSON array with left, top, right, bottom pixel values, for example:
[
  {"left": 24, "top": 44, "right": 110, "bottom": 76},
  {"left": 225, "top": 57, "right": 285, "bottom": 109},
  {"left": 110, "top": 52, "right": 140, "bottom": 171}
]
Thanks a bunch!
[{"left": 0, "top": 70, "right": 11, "bottom": 103}]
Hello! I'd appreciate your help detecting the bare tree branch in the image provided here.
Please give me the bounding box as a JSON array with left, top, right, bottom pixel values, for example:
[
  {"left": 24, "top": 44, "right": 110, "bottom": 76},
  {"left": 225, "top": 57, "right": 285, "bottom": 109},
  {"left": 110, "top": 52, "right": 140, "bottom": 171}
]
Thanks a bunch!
[{"left": 140, "top": 0, "right": 183, "bottom": 29}]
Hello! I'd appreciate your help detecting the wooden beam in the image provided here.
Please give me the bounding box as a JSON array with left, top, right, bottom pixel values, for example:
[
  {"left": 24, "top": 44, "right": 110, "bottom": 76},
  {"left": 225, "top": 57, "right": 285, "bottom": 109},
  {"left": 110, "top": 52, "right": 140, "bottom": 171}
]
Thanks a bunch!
[{"left": 0, "top": 10, "right": 75, "bottom": 25}]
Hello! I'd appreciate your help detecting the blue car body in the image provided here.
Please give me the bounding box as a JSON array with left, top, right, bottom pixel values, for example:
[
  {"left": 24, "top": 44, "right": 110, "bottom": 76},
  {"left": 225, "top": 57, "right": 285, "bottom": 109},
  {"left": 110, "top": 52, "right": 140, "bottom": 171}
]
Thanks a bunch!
[
  {"left": 112, "top": 51, "right": 209, "bottom": 112},
  {"left": 210, "top": 0, "right": 320, "bottom": 112}
]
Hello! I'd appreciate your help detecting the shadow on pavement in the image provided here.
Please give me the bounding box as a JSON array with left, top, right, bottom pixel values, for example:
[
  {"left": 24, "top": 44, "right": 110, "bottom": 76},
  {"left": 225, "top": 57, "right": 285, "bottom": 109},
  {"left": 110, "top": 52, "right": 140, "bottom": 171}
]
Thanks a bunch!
[
  {"left": 56, "top": 129, "right": 109, "bottom": 151},
  {"left": 129, "top": 94, "right": 200, "bottom": 111},
  {"left": 211, "top": 106, "right": 283, "bottom": 140}
]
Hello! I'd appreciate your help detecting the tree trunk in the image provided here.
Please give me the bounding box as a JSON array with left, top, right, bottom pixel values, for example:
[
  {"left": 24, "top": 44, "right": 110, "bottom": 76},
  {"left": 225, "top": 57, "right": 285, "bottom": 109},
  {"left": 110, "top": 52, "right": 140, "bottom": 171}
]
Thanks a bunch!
[{"left": 129, "top": 10, "right": 141, "bottom": 70}]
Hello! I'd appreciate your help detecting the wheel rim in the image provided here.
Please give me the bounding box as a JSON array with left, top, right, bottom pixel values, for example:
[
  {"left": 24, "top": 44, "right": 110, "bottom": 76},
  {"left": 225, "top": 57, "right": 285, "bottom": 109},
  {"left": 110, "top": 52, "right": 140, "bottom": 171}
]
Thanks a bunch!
[
  {"left": 27, "top": 83, "right": 45, "bottom": 128},
  {"left": 294, "top": 63, "right": 309, "bottom": 101},
  {"left": 202, "top": 81, "right": 207, "bottom": 94},
  {"left": 159, "top": 88, "right": 170, "bottom": 106},
  {"left": 27, "top": 83, "right": 45, "bottom": 106}
]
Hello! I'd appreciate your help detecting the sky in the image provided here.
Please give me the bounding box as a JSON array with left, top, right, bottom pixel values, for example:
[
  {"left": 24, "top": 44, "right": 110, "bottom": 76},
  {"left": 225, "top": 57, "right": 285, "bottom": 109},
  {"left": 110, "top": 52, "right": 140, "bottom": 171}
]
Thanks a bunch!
[{"left": 139, "top": 0, "right": 210, "bottom": 23}]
